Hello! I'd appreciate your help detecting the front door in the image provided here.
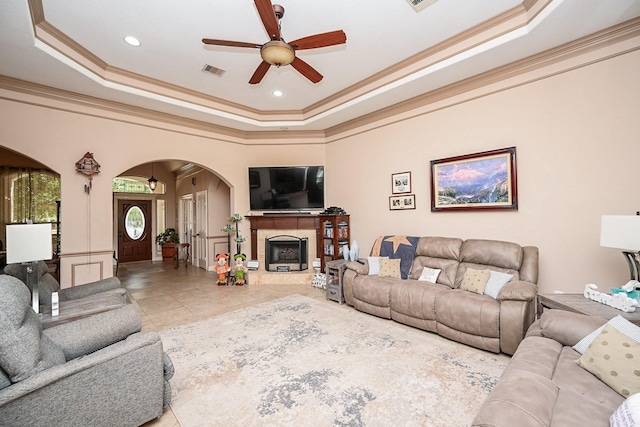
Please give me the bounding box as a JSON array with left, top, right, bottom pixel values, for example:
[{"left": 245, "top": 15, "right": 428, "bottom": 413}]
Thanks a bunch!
[{"left": 117, "top": 199, "right": 152, "bottom": 263}]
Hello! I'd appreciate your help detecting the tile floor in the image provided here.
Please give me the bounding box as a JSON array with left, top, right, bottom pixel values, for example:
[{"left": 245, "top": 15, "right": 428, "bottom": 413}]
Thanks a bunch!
[{"left": 118, "top": 260, "right": 328, "bottom": 427}]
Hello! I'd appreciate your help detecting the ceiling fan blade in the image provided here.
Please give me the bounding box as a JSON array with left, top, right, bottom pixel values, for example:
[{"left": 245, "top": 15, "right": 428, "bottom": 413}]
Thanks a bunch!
[
  {"left": 289, "top": 30, "right": 347, "bottom": 50},
  {"left": 249, "top": 61, "right": 272, "bottom": 84},
  {"left": 291, "top": 57, "right": 323, "bottom": 84},
  {"left": 202, "top": 39, "right": 261, "bottom": 49},
  {"left": 254, "top": 0, "right": 280, "bottom": 40}
]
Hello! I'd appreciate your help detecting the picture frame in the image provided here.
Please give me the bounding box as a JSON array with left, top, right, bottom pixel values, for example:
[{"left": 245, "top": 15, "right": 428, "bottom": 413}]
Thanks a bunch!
[
  {"left": 391, "top": 171, "right": 411, "bottom": 194},
  {"left": 249, "top": 171, "right": 260, "bottom": 188},
  {"left": 430, "top": 147, "right": 517, "bottom": 212},
  {"left": 389, "top": 194, "right": 416, "bottom": 210}
]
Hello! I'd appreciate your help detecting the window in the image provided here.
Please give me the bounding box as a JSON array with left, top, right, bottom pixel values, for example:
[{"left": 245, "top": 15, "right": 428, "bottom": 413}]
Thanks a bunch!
[
  {"left": 112, "top": 177, "right": 165, "bottom": 194},
  {"left": 1, "top": 168, "right": 60, "bottom": 224},
  {"left": 125, "top": 206, "right": 145, "bottom": 240}
]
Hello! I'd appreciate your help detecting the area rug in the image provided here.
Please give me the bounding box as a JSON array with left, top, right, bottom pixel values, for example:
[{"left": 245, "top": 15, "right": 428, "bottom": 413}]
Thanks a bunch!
[{"left": 160, "top": 294, "right": 509, "bottom": 427}]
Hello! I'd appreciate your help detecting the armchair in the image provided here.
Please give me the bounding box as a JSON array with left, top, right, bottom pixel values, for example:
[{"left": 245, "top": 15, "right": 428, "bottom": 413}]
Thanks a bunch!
[
  {"left": 0, "top": 275, "right": 173, "bottom": 427},
  {"left": 4, "top": 260, "right": 126, "bottom": 306}
]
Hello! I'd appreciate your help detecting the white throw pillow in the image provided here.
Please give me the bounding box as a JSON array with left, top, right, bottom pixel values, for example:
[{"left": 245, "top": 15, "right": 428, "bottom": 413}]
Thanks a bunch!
[
  {"left": 483, "top": 271, "right": 514, "bottom": 299},
  {"left": 367, "top": 257, "right": 387, "bottom": 275},
  {"left": 418, "top": 267, "right": 441, "bottom": 283},
  {"left": 611, "top": 393, "right": 640, "bottom": 427},
  {"left": 573, "top": 315, "right": 640, "bottom": 355}
]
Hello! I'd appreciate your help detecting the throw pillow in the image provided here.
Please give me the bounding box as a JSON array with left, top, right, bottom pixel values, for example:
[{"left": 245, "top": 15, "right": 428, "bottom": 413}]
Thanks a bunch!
[
  {"left": 367, "top": 256, "right": 387, "bottom": 275},
  {"left": 460, "top": 268, "right": 491, "bottom": 294},
  {"left": 483, "top": 271, "right": 514, "bottom": 299},
  {"left": 379, "top": 258, "right": 401, "bottom": 279},
  {"left": 576, "top": 324, "right": 640, "bottom": 397},
  {"left": 573, "top": 315, "right": 640, "bottom": 355},
  {"left": 418, "top": 267, "right": 441, "bottom": 283},
  {"left": 610, "top": 393, "right": 640, "bottom": 427}
]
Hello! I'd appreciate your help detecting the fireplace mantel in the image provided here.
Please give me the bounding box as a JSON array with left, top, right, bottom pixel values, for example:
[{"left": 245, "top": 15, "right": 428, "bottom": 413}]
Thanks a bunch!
[{"left": 246, "top": 215, "right": 322, "bottom": 267}]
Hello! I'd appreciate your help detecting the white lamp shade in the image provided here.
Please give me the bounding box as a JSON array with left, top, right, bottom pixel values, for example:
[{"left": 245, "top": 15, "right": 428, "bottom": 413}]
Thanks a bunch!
[
  {"left": 6, "top": 223, "right": 53, "bottom": 264},
  {"left": 600, "top": 215, "right": 640, "bottom": 251}
]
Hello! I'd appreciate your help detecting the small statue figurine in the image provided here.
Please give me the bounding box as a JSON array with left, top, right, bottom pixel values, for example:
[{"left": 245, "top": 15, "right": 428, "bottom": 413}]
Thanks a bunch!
[
  {"left": 233, "top": 253, "right": 248, "bottom": 286},
  {"left": 214, "top": 252, "right": 230, "bottom": 286}
]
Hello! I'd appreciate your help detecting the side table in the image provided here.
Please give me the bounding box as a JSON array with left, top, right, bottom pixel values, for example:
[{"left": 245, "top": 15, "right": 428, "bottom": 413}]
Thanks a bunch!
[
  {"left": 537, "top": 293, "right": 640, "bottom": 326},
  {"left": 326, "top": 259, "right": 348, "bottom": 304}
]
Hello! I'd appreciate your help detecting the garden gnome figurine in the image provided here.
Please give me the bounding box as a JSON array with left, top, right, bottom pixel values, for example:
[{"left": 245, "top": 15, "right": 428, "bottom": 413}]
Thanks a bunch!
[
  {"left": 214, "top": 252, "right": 230, "bottom": 286},
  {"left": 233, "top": 253, "right": 248, "bottom": 286}
]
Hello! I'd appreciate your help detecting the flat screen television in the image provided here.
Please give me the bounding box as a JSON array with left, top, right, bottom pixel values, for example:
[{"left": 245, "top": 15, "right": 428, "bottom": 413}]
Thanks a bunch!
[{"left": 248, "top": 166, "right": 324, "bottom": 211}]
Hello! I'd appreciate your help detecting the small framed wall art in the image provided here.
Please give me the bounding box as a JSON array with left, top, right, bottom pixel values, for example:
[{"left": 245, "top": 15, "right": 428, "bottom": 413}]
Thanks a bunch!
[
  {"left": 392, "top": 171, "right": 411, "bottom": 194},
  {"left": 430, "top": 146, "right": 517, "bottom": 212},
  {"left": 389, "top": 194, "right": 416, "bottom": 210}
]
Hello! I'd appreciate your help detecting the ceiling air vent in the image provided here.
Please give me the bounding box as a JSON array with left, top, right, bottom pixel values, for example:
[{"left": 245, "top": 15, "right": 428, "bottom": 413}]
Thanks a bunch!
[
  {"left": 405, "top": 0, "right": 438, "bottom": 12},
  {"left": 202, "top": 64, "right": 225, "bottom": 77}
]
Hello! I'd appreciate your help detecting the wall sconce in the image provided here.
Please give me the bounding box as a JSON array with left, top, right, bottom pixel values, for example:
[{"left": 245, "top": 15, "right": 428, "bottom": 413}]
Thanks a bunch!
[
  {"left": 148, "top": 163, "right": 158, "bottom": 192},
  {"left": 75, "top": 152, "right": 100, "bottom": 194}
]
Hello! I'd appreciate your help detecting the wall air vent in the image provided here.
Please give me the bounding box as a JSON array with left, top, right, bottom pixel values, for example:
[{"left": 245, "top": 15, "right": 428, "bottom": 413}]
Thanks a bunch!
[
  {"left": 405, "top": 0, "right": 438, "bottom": 12},
  {"left": 202, "top": 64, "right": 225, "bottom": 77}
]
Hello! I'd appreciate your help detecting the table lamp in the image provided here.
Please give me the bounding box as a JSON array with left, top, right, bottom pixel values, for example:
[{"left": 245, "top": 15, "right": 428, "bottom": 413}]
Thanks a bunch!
[
  {"left": 6, "top": 223, "right": 53, "bottom": 314},
  {"left": 600, "top": 215, "right": 640, "bottom": 282}
]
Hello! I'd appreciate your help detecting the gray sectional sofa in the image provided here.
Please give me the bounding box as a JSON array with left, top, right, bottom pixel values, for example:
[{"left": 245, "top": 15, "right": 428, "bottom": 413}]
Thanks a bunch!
[
  {"left": 473, "top": 309, "right": 626, "bottom": 426},
  {"left": 343, "top": 236, "right": 539, "bottom": 355}
]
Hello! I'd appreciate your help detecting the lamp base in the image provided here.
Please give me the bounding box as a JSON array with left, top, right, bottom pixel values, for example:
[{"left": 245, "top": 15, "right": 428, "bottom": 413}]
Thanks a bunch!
[
  {"left": 622, "top": 251, "right": 640, "bottom": 283},
  {"left": 23, "top": 261, "right": 39, "bottom": 314}
]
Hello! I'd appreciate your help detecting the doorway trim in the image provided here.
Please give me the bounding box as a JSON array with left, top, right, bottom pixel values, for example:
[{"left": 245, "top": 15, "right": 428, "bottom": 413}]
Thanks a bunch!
[
  {"left": 179, "top": 194, "right": 194, "bottom": 265},
  {"left": 195, "top": 190, "right": 208, "bottom": 270}
]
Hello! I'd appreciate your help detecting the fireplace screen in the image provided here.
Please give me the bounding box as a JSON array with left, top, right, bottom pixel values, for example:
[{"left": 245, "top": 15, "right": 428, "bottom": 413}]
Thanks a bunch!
[{"left": 265, "top": 235, "right": 308, "bottom": 271}]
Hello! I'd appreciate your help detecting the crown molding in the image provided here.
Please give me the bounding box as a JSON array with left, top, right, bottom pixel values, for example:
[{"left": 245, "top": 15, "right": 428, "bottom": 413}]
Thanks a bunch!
[
  {"left": 2, "top": 16, "right": 639, "bottom": 145},
  {"left": 324, "top": 17, "right": 640, "bottom": 140},
  {"left": 26, "top": 0, "right": 559, "bottom": 127}
]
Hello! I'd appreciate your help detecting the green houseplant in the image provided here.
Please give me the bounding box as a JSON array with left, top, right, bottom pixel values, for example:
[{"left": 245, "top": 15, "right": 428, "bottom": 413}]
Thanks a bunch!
[{"left": 156, "top": 228, "right": 180, "bottom": 259}]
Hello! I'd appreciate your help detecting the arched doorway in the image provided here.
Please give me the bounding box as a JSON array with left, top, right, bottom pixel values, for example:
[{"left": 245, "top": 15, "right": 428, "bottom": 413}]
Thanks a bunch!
[{"left": 113, "top": 160, "right": 231, "bottom": 271}]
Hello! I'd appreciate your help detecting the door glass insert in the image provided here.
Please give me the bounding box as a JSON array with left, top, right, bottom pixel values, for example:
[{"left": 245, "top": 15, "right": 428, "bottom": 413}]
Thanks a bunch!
[{"left": 125, "top": 205, "right": 145, "bottom": 240}]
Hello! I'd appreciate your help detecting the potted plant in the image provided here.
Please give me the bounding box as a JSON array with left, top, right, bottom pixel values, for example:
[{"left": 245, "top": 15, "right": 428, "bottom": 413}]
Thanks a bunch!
[
  {"left": 221, "top": 214, "right": 245, "bottom": 255},
  {"left": 156, "top": 228, "right": 180, "bottom": 259}
]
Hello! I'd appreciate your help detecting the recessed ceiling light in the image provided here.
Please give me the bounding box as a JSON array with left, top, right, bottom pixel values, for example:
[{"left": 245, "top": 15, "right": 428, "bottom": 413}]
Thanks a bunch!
[
  {"left": 272, "top": 90, "right": 283, "bottom": 97},
  {"left": 124, "top": 36, "right": 141, "bottom": 46}
]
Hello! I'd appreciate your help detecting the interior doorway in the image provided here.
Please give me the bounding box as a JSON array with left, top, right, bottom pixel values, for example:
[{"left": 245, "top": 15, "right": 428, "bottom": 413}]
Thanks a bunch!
[
  {"left": 195, "top": 190, "right": 208, "bottom": 269},
  {"left": 117, "top": 199, "right": 152, "bottom": 263},
  {"left": 179, "top": 195, "right": 194, "bottom": 264}
]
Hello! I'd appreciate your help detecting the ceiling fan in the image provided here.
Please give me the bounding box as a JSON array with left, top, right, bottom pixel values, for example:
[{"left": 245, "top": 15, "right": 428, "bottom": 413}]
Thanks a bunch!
[{"left": 202, "top": 0, "right": 346, "bottom": 84}]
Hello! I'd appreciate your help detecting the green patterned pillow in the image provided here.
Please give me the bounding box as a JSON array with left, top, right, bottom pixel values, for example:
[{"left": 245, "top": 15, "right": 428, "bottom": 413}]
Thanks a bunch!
[
  {"left": 460, "top": 268, "right": 491, "bottom": 294},
  {"left": 577, "top": 324, "right": 640, "bottom": 397}
]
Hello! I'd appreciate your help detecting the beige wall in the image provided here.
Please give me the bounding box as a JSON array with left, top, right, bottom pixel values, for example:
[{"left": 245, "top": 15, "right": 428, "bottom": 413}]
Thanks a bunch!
[
  {"left": 327, "top": 49, "right": 640, "bottom": 294},
  {"left": 0, "top": 38, "right": 637, "bottom": 292},
  {"left": 0, "top": 102, "right": 326, "bottom": 286}
]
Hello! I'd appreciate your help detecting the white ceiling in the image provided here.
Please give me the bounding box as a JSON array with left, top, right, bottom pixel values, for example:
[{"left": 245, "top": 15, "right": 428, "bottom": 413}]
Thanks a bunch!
[{"left": 1, "top": 0, "right": 639, "bottom": 133}]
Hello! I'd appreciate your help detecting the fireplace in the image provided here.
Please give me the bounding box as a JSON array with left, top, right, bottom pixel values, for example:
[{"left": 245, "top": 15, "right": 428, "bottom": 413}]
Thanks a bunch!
[{"left": 265, "top": 235, "right": 308, "bottom": 272}]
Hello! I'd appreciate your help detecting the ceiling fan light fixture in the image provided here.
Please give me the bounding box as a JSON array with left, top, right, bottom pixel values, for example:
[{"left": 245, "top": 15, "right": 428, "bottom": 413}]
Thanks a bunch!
[{"left": 260, "top": 41, "right": 295, "bottom": 66}]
